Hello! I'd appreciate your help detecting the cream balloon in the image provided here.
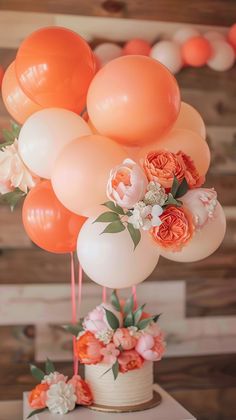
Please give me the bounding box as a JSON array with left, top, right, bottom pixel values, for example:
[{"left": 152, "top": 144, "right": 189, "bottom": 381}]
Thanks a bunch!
[
  {"left": 204, "top": 31, "right": 226, "bottom": 42},
  {"left": 150, "top": 41, "right": 182, "bottom": 74},
  {"left": 52, "top": 134, "right": 127, "bottom": 217},
  {"left": 77, "top": 217, "right": 160, "bottom": 288},
  {"left": 207, "top": 40, "right": 235, "bottom": 71},
  {"left": 138, "top": 128, "right": 210, "bottom": 177},
  {"left": 173, "top": 26, "right": 200, "bottom": 45},
  {"left": 172, "top": 102, "right": 206, "bottom": 139},
  {"left": 93, "top": 43, "right": 122, "bottom": 66},
  {"left": 18, "top": 108, "right": 92, "bottom": 179},
  {"left": 160, "top": 202, "right": 226, "bottom": 262}
]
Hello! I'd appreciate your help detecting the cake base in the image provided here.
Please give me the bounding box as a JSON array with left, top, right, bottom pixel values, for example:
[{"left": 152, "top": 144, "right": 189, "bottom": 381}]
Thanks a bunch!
[{"left": 88, "top": 390, "right": 161, "bottom": 413}]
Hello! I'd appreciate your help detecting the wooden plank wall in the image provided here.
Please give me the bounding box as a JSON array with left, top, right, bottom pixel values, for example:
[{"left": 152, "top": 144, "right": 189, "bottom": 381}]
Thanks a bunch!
[{"left": 0, "top": 7, "right": 236, "bottom": 420}]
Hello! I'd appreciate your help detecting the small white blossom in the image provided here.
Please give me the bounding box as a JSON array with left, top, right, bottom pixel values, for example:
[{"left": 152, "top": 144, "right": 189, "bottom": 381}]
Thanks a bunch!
[
  {"left": 144, "top": 181, "right": 167, "bottom": 206},
  {"left": 42, "top": 371, "right": 67, "bottom": 385},
  {"left": 46, "top": 381, "right": 76, "bottom": 415},
  {"left": 128, "top": 326, "right": 142, "bottom": 339},
  {"left": 95, "top": 328, "right": 114, "bottom": 344},
  {"left": 128, "top": 202, "right": 163, "bottom": 231}
]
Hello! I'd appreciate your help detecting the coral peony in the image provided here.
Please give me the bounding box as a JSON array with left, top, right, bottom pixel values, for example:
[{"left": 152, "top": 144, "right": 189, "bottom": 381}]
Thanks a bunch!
[
  {"left": 136, "top": 333, "right": 165, "bottom": 361},
  {"left": 177, "top": 151, "right": 203, "bottom": 188},
  {"left": 28, "top": 383, "right": 49, "bottom": 409},
  {"left": 68, "top": 375, "right": 93, "bottom": 406},
  {"left": 151, "top": 206, "right": 194, "bottom": 251},
  {"left": 107, "top": 158, "right": 147, "bottom": 209},
  {"left": 118, "top": 350, "right": 144, "bottom": 373},
  {"left": 76, "top": 331, "right": 104, "bottom": 364},
  {"left": 113, "top": 328, "right": 137, "bottom": 350}
]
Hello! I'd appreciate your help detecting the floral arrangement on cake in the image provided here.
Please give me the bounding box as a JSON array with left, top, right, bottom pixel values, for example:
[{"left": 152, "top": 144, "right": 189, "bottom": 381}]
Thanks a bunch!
[
  {"left": 65, "top": 290, "right": 165, "bottom": 380},
  {"left": 27, "top": 359, "right": 93, "bottom": 418}
]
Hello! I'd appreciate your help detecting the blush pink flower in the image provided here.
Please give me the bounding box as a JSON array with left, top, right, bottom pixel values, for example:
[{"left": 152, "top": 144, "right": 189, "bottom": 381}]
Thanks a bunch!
[
  {"left": 28, "top": 383, "right": 49, "bottom": 409},
  {"left": 181, "top": 188, "right": 217, "bottom": 229},
  {"left": 118, "top": 350, "right": 144, "bottom": 373},
  {"left": 113, "top": 328, "right": 137, "bottom": 350},
  {"left": 100, "top": 343, "right": 120, "bottom": 364},
  {"left": 135, "top": 333, "right": 165, "bottom": 361},
  {"left": 42, "top": 372, "right": 68, "bottom": 386},
  {"left": 68, "top": 375, "right": 93, "bottom": 406},
  {"left": 107, "top": 158, "right": 148, "bottom": 209},
  {"left": 83, "top": 303, "right": 122, "bottom": 343},
  {"left": 0, "top": 139, "right": 39, "bottom": 194}
]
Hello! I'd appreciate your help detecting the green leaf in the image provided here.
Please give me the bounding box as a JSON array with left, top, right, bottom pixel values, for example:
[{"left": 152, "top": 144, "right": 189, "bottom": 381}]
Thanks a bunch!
[
  {"left": 137, "top": 317, "right": 154, "bottom": 330},
  {"left": 0, "top": 189, "right": 26, "bottom": 210},
  {"left": 127, "top": 223, "right": 141, "bottom": 250},
  {"left": 101, "top": 220, "right": 126, "bottom": 234},
  {"left": 164, "top": 193, "right": 182, "bottom": 208},
  {"left": 93, "top": 212, "right": 120, "bottom": 223},
  {"left": 110, "top": 290, "right": 121, "bottom": 311},
  {"left": 175, "top": 178, "right": 189, "bottom": 198},
  {"left": 10, "top": 120, "right": 21, "bottom": 137},
  {"left": 63, "top": 323, "right": 84, "bottom": 337},
  {"left": 104, "top": 308, "right": 119, "bottom": 330},
  {"left": 45, "top": 358, "right": 55, "bottom": 375},
  {"left": 124, "top": 311, "right": 134, "bottom": 327},
  {"left": 133, "top": 304, "right": 146, "bottom": 326},
  {"left": 124, "top": 296, "right": 134, "bottom": 314},
  {"left": 153, "top": 314, "right": 161, "bottom": 323},
  {"left": 30, "top": 364, "right": 45, "bottom": 382},
  {"left": 171, "top": 176, "right": 179, "bottom": 197},
  {"left": 100, "top": 366, "right": 112, "bottom": 377},
  {"left": 27, "top": 408, "right": 46, "bottom": 418},
  {"left": 2, "top": 128, "right": 15, "bottom": 143},
  {"left": 102, "top": 201, "right": 125, "bottom": 215},
  {"left": 112, "top": 360, "right": 119, "bottom": 380}
]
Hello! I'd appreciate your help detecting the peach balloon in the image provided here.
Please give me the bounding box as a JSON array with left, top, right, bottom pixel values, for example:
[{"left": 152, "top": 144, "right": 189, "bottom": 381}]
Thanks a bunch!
[
  {"left": 150, "top": 41, "right": 183, "bottom": 74},
  {"left": 77, "top": 217, "right": 160, "bottom": 288},
  {"left": 160, "top": 202, "right": 226, "bottom": 262},
  {"left": 0, "top": 65, "right": 4, "bottom": 87},
  {"left": 228, "top": 23, "right": 236, "bottom": 52},
  {"left": 52, "top": 134, "right": 127, "bottom": 217},
  {"left": 173, "top": 27, "right": 200, "bottom": 45},
  {"left": 207, "top": 40, "right": 235, "bottom": 71},
  {"left": 138, "top": 128, "right": 210, "bottom": 177},
  {"left": 18, "top": 108, "right": 92, "bottom": 179},
  {"left": 93, "top": 43, "right": 122, "bottom": 66},
  {"left": 123, "top": 39, "right": 151, "bottom": 56},
  {"left": 87, "top": 56, "right": 181, "bottom": 147},
  {"left": 2, "top": 61, "right": 41, "bottom": 124},
  {"left": 172, "top": 102, "right": 206, "bottom": 139},
  {"left": 182, "top": 36, "right": 212, "bottom": 67}
]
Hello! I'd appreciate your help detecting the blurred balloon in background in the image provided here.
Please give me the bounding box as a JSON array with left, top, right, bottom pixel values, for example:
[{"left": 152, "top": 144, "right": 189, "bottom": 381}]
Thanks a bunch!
[
  {"left": 181, "top": 36, "right": 212, "bottom": 67},
  {"left": 150, "top": 40, "right": 182, "bottom": 74},
  {"left": 207, "top": 40, "right": 235, "bottom": 71},
  {"left": 123, "top": 38, "right": 151, "bottom": 56},
  {"left": 93, "top": 43, "right": 122, "bottom": 66}
]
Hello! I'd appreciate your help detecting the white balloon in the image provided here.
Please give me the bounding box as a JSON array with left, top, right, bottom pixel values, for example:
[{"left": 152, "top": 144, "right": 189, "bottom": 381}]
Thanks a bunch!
[
  {"left": 204, "top": 31, "right": 226, "bottom": 42},
  {"left": 150, "top": 41, "right": 182, "bottom": 74},
  {"left": 77, "top": 218, "right": 160, "bottom": 289},
  {"left": 94, "top": 43, "right": 122, "bottom": 66},
  {"left": 18, "top": 108, "right": 91, "bottom": 179},
  {"left": 160, "top": 202, "right": 226, "bottom": 263},
  {"left": 173, "top": 26, "right": 200, "bottom": 45},
  {"left": 207, "top": 40, "right": 235, "bottom": 71}
]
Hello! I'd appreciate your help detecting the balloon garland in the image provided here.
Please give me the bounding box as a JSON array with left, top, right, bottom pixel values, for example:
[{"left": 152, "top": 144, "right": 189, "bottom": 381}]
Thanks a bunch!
[{"left": 93, "top": 23, "right": 236, "bottom": 73}]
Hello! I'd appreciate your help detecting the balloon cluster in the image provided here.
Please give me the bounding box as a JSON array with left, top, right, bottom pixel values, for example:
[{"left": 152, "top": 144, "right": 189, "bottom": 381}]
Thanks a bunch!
[
  {"left": 94, "top": 23, "right": 236, "bottom": 74},
  {"left": 0, "top": 26, "right": 226, "bottom": 290}
]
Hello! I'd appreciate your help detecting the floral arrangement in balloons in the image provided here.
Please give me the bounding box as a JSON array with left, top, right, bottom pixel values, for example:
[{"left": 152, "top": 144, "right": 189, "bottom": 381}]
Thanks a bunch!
[
  {"left": 65, "top": 290, "right": 165, "bottom": 380},
  {"left": 27, "top": 359, "right": 93, "bottom": 418},
  {"left": 94, "top": 23, "right": 236, "bottom": 74}
]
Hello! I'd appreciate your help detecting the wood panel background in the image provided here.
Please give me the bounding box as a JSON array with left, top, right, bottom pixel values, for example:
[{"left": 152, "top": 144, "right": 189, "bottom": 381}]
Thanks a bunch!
[{"left": 0, "top": 4, "right": 236, "bottom": 420}]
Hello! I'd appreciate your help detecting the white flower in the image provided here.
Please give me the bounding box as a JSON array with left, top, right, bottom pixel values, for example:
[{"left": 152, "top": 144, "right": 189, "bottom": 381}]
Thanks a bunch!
[
  {"left": 46, "top": 381, "right": 76, "bottom": 415},
  {"left": 144, "top": 181, "right": 167, "bottom": 206},
  {"left": 128, "top": 202, "right": 163, "bottom": 231},
  {"left": 42, "top": 371, "right": 68, "bottom": 385},
  {"left": 128, "top": 326, "right": 142, "bottom": 339},
  {"left": 95, "top": 329, "right": 114, "bottom": 344},
  {"left": 0, "top": 139, "right": 38, "bottom": 194}
]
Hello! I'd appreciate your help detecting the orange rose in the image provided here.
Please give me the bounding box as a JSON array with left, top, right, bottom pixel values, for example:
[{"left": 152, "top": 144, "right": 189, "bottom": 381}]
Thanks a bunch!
[
  {"left": 143, "top": 150, "right": 186, "bottom": 189},
  {"left": 143, "top": 150, "right": 202, "bottom": 189},
  {"left": 68, "top": 375, "right": 93, "bottom": 406},
  {"left": 75, "top": 331, "right": 103, "bottom": 365},
  {"left": 118, "top": 350, "right": 144, "bottom": 373},
  {"left": 151, "top": 206, "right": 194, "bottom": 251},
  {"left": 28, "top": 383, "right": 49, "bottom": 409},
  {"left": 177, "top": 152, "right": 203, "bottom": 188}
]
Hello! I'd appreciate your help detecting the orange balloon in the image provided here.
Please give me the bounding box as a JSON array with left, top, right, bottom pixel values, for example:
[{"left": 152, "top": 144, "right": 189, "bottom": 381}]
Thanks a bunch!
[
  {"left": 87, "top": 56, "right": 180, "bottom": 147},
  {"left": 22, "top": 180, "right": 86, "bottom": 253},
  {"left": 123, "top": 39, "right": 151, "bottom": 56},
  {"left": 138, "top": 128, "right": 210, "bottom": 176},
  {"left": 228, "top": 23, "right": 236, "bottom": 52},
  {"left": 0, "top": 65, "right": 4, "bottom": 87},
  {"left": 2, "top": 61, "right": 42, "bottom": 124},
  {"left": 51, "top": 134, "right": 127, "bottom": 217},
  {"left": 15, "top": 27, "right": 96, "bottom": 113},
  {"left": 181, "top": 36, "right": 212, "bottom": 67},
  {"left": 172, "top": 102, "right": 206, "bottom": 139}
]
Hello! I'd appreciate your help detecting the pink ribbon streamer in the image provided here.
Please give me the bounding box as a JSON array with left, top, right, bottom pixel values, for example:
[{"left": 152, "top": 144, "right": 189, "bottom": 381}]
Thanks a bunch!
[
  {"left": 78, "top": 263, "right": 83, "bottom": 319},
  {"left": 102, "top": 286, "right": 107, "bottom": 303},
  {"left": 70, "top": 252, "right": 78, "bottom": 376},
  {"left": 132, "top": 285, "right": 138, "bottom": 309}
]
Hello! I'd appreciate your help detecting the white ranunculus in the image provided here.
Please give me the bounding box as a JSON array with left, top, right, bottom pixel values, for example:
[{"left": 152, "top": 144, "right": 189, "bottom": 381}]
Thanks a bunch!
[
  {"left": 0, "top": 139, "right": 38, "bottom": 194},
  {"left": 46, "top": 381, "right": 76, "bottom": 415},
  {"left": 42, "top": 371, "right": 68, "bottom": 385},
  {"left": 128, "top": 202, "right": 163, "bottom": 230}
]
